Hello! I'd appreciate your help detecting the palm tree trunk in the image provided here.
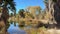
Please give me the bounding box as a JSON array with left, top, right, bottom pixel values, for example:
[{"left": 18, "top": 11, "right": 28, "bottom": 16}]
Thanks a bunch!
[{"left": 1, "top": 7, "right": 9, "bottom": 34}]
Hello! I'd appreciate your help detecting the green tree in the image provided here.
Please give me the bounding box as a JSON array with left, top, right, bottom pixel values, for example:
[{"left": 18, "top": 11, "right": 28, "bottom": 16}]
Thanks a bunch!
[
  {"left": 0, "top": 0, "right": 16, "bottom": 33},
  {"left": 18, "top": 9, "right": 25, "bottom": 18},
  {"left": 53, "top": 0, "right": 57, "bottom": 2},
  {"left": 10, "top": 13, "right": 13, "bottom": 17},
  {"left": 0, "top": 0, "right": 16, "bottom": 23},
  {"left": 44, "top": 0, "right": 49, "bottom": 10}
]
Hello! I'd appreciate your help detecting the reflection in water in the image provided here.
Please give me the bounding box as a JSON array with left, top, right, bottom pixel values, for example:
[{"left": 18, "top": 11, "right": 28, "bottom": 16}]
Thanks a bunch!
[{"left": 7, "top": 23, "right": 26, "bottom": 34}]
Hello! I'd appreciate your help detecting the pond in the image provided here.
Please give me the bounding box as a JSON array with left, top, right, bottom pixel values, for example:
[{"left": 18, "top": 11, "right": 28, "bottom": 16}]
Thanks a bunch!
[{"left": 7, "top": 23, "right": 26, "bottom": 34}]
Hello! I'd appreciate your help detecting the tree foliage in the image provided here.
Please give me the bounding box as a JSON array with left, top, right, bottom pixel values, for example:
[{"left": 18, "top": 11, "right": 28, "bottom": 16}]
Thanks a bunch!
[
  {"left": 53, "top": 0, "right": 57, "bottom": 2},
  {"left": 0, "top": 0, "right": 16, "bottom": 32},
  {"left": 18, "top": 9, "right": 25, "bottom": 18}
]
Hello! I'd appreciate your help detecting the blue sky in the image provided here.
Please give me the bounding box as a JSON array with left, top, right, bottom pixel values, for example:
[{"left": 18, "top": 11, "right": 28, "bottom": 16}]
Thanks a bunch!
[{"left": 14, "top": 0, "right": 45, "bottom": 13}]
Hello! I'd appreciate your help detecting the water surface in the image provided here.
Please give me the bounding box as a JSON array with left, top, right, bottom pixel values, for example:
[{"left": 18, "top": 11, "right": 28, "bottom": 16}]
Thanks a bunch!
[{"left": 8, "top": 23, "right": 26, "bottom": 34}]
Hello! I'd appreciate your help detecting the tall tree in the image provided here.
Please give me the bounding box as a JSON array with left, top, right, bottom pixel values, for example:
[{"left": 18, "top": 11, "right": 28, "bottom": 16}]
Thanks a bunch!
[
  {"left": 53, "top": 0, "right": 60, "bottom": 24},
  {"left": 0, "top": 0, "right": 16, "bottom": 33},
  {"left": 44, "top": 0, "right": 48, "bottom": 10},
  {"left": 44, "top": 0, "right": 57, "bottom": 28},
  {"left": 0, "top": 0, "right": 16, "bottom": 23}
]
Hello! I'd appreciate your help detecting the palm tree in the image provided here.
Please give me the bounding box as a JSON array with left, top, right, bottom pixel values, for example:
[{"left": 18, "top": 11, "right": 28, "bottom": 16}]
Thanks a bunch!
[
  {"left": 0, "top": 0, "right": 16, "bottom": 33},
  {"left": 18, "top": 9, "right": 25, "bottom": 18}
]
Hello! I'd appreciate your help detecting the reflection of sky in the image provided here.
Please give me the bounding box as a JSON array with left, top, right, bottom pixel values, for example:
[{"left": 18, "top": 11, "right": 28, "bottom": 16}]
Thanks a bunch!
[
  {"left": 8, "top": 23, "right": 19, "bottom": 30},
  {"left": 8, "top": 23, "right": 26, "bottom": 34}
]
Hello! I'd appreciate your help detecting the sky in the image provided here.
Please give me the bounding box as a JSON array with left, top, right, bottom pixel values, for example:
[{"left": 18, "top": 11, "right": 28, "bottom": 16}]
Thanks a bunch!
[{"left": 14, "top": 0, "right": 46, "bottom": 13}]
